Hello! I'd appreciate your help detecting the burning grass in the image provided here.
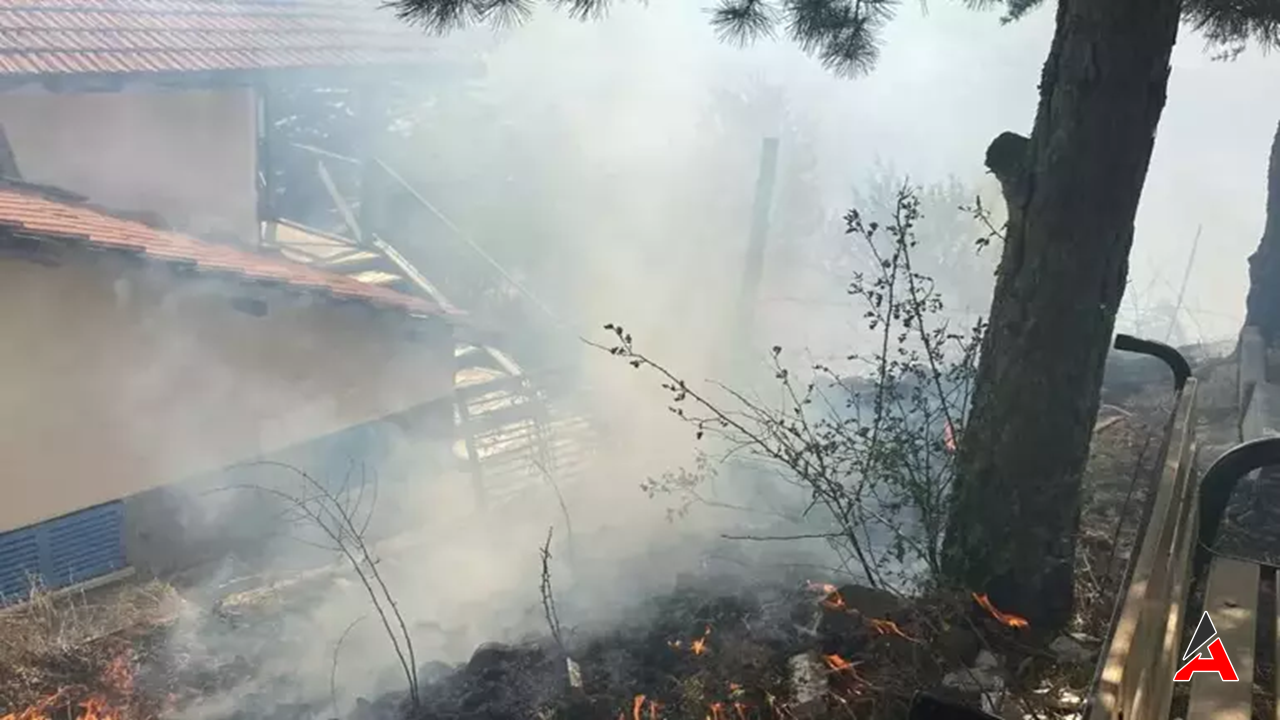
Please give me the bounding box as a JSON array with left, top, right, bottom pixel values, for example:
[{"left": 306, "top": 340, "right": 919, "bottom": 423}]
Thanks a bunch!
[
  {"left": 0, "top": 558, "right": 1107, "bottom": 720},
  {"left": 0, "top": 580, "right": 181, "bottom": 720},
  {"left": 0, "top": 357, "right": 1183, "bottom": 720},
  {"left": 379, "top": 574, "right": 1070, "bottom": 720}
]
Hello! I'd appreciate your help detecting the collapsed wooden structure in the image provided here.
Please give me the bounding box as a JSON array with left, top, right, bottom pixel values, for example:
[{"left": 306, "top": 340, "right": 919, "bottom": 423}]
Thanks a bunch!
[{"left": 265, "top": 142, "right": 602, "bottom": 510}]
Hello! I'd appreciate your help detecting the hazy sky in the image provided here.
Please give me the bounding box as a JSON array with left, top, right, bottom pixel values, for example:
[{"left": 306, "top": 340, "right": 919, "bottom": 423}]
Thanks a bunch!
[
  {"left": 457, "top": 0, "right": 1275, "bottom": 344},
  {"left": 767, "top": 2, "right": 1278, "bottom": 343}
]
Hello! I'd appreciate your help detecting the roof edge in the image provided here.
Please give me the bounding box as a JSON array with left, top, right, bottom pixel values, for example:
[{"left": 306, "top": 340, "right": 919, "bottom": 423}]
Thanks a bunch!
[{"left": 0, "top": 180, "right": 464, "bottom": 323}]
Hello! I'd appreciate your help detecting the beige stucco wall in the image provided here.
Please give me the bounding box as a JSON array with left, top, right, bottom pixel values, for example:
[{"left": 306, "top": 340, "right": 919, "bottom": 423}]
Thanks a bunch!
[
  {"left": 0, "top": 250, "right": 455, "bottom": 533},
  {"left": 0, "top": 86, "right": 258, "bottom": 246}
]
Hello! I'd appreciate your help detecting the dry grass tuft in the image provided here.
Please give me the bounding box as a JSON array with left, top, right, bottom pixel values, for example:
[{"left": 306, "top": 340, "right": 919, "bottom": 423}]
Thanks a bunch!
[{"left": 0, "top": 579, "right": 181, "bottom": 714}]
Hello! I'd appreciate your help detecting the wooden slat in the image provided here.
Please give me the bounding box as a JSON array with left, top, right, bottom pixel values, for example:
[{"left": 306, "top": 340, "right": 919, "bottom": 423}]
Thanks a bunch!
[
  {"left": 320, "top": 249, "right": 383, "bottom": 269},
  {"left": 272, "top": 218, "right": 357, "bottom": 250},
  {"left": 316, "top": 158, "right": 362, "bottom": 244},
  {"left": 348, "top": 270, "right": 403, "bottom": 287},
  {"left": 370, "top": 235, "right": 459, "bottom": 314},
  {"left": 1090, "top": 379, "right": 1199, "bottom": 720},
  {"left": 1148, "top": 442, "right": 1201, "bottom": 720},
  {"left": 454, "top": 390, "right": 487, "bottom": 509},
  {"left": 1187, "top": 557, "right": 1260, "bottom": 720},
  {"left": 455, "top": 374, "right": 529, "bottom": 403},
  {"left": 1123, "top": 400, "right": 1199, "bottom": 720}
]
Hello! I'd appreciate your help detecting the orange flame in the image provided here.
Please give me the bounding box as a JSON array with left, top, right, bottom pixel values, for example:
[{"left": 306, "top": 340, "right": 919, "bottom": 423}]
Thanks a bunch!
[
  {"left": 707, "top": 701, "right": 725, "bottom": 720},
  {"left": 1, "top": 694, "right": 119, "bottom": 720},
  {"left": 1, "top": 654, "right": 133, "bottom": 720},
  {"left": 943, "top": 421, "right": 957, "bottom": 453},
  {"left": 818, "top": 588, "right": 847, "bottom": 611},
  {"left": 869, "top": 617, "right": 918, "bottom": 642},
  {"left": 807, "top": 580, "right": 852, "bottom": 613},
  {"left": 1, "top": 691, "right": 64, "bottom": 720},
  {"left": 670, "top": 625, "right": 713, "bottom": 656},
  {"left": 823, "top": 654, "right": 861, "bottom": 673},
  {"left": 79, "top": 698, "right": 112, "bottom": 720},
  {"left": 690, "top": 625, "right": 711, "bottom": 656},
  {"left": 972, "top": 592, "right": 1030, "bottom": 628}
]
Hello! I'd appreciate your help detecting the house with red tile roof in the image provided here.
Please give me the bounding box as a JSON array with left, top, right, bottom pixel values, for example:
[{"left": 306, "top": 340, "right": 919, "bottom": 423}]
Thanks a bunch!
[{"left": 0, "top": 0, "right": 480, "bottom": 599}]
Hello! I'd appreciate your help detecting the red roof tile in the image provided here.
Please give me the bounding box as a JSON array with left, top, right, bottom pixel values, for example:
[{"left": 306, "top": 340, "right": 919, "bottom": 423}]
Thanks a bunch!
[
  {"left": 0, "top": 186, "right": 456, "bottom": 318},
  {"left": 0, "top": 0, "right": 431, "bottom": 77}
]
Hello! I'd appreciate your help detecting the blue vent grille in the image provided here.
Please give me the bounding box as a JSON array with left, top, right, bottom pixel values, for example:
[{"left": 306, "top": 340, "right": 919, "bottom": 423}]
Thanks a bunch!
[
  {"left": 0, "top": 527, "right": 41, "bottom": 601},
  {"left": 0, "top": 501, "right": 125, "bottom": 605}
]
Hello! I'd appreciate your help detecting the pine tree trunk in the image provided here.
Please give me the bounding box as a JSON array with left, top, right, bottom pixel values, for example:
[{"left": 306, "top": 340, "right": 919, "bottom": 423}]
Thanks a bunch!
[
  {"left": 941, "top": 0, "right": 1182, "bottom": 631},
  {"left": 1245, "top": 120, "right": 1280, "bottom": 346}
]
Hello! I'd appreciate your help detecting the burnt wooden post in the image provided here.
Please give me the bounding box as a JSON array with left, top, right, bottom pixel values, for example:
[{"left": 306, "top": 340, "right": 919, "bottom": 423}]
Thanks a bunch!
[
  {"left": 355, "top": 82, "right": 386, "bottom": 246},
  {"left": 730, "top": 136, "right": 780, "bottom": 370},
  {"left": 0, "top": 125, "right": 21, "bottom": 180},
  {"left": 453, "top": 382, "right": 489, "bottom": 512},
  {"left": 256, "top": 82, "right": 277, "bottom": 249}
]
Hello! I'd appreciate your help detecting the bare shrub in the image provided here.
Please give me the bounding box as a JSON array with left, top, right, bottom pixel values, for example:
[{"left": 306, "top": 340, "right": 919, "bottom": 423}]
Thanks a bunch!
[
  {"left": 216, "top": 461, "right": 421, "bottom": 711},
  {"left": 595, "top": 185, "right": 986, "bottom": 593}
]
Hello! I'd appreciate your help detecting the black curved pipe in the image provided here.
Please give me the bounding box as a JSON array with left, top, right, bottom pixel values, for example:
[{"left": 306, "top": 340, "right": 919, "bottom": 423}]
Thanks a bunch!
[
  {"left": 1113, "top": 333, "right": 1192, "bottom": 392},
  {"left": 1197, "top": 437, "right": 1280, "bottom": 554}
]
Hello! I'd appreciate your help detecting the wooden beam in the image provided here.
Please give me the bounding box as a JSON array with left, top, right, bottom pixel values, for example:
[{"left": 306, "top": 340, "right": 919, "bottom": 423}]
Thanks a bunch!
[
  {"left": 0, "top": 124, "right": 22, "bottom": 180},
  {"left": 1147, "top": 441, "right": 1200, "bottom": 720},
  {"left": 256, "top": 81, "right": 277, "bottom": 249},
  {"left": 730, "top": 136, "right": 780, "bottom": 369},
  {"left": 455, "top": 393, "right": 488, "bottom": 512},
  {"left": 316, "top": 159, "right": 362, "bottom": 244},
  {"left": 1089, "top": 380, "right": 1199, "bottom": 720},
  {"left": 1187, "top": 558, "right": 1259, "bottom": 720},
  {"left": 356, "top": 82, "right": 387, "bottom": 240},
  {"left": 274, "top": 217, "right": 358, "bottom": 247},
  {"left": 289, "top": 143, "right": 359, "bottom": 166},
  {"left": 371, "top": 234, "right": 458, "bottom": 313}
]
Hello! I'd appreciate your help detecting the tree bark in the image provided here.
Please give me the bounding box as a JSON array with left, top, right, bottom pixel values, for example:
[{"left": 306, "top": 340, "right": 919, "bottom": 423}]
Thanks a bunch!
[
  {"left": 1245, "top": 120, "right": 1280, "bottom": 346},
  {"left": 941, "top": 0, "right": 1182, "bottom": 631}
]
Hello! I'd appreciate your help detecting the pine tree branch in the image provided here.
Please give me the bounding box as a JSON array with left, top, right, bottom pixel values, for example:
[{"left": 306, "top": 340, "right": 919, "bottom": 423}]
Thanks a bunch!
[
  {"left": 1185, "top": 0, "right": 1280, "bottom": 53},
  {"left": 386, "top": 0, "right": 1279, "bottom": 78}
]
